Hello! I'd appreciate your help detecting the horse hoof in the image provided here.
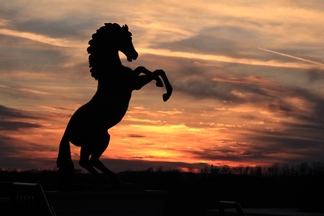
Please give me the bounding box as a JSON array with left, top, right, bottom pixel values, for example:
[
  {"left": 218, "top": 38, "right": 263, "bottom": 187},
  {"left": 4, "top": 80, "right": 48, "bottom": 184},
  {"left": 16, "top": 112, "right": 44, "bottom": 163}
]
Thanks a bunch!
[{"left": 163, "top": 94, "right": 170, "bottom": 102}]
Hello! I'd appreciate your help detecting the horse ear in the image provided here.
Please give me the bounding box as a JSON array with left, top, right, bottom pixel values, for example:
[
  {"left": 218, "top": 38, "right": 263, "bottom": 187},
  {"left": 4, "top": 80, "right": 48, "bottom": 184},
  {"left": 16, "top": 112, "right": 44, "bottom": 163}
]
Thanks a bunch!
[{"left": 123, "top": 24, "right": 128, "bottom": 31}]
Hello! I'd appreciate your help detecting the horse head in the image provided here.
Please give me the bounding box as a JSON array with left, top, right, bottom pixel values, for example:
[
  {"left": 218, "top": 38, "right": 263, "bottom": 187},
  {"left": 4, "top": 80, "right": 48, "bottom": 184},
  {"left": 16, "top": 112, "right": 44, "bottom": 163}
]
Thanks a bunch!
[
  {"left": 87, "top": 23, "right": 138, "bottom": 79},
  {"left": 119, "top": 24, "right": 138, "bottom": 62}
]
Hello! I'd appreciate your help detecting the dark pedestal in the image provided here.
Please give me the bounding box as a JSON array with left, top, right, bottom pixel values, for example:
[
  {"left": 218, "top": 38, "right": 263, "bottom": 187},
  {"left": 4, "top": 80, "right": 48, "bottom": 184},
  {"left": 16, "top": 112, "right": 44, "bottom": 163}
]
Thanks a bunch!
[{"left": 46, "top": 190, "right": 168, "bottom": 216}]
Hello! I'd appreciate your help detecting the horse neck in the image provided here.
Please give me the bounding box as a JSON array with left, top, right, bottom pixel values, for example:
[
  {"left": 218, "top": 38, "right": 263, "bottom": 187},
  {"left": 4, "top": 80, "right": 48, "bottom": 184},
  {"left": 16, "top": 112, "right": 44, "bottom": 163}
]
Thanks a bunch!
[
  {"left": 105, "top": 50, "right": 122, "bottom": 67},
  {"left": 96, "top": 70, "right": 123, "bottom": 93},
  {"left": 94, "top": 50, "right": 123, "bottom": 84}
]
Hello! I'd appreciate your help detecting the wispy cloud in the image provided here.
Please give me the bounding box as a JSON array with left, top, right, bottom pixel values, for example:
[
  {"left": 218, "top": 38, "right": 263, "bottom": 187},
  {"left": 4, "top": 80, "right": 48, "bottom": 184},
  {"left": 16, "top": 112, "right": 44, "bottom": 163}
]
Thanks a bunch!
[
  {"left": 0, "top": 104, "right": 37, "bottom": 119},
  {"left": 0, "top": 28, "right": 81, "bottom": 48},
  {"left": 0, "top": 104, "right": 43, "bottom": 130},
  {"left": 212, "top": 76, "right": 271, "bottom": 85},
  {"left": 139, "top": 48, "right": 316, "bottom": 69}
]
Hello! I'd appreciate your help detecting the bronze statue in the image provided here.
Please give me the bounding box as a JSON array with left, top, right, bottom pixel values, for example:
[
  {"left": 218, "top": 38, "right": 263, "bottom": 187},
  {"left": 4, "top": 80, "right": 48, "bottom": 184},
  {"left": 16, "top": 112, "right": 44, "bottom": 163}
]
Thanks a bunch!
[{"left": 56, "top": 23, "right": 172, "bottom": 186}]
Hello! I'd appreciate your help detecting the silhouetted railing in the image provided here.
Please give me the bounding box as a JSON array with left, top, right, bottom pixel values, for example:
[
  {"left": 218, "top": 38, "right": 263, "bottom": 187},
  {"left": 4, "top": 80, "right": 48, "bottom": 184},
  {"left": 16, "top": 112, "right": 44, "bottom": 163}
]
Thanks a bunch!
[
  {"left": 0, "top": 182, "right": 56, "bottom": 216},
  {"left": 218, "top": 200, "right": 247, "bottom": 216}
]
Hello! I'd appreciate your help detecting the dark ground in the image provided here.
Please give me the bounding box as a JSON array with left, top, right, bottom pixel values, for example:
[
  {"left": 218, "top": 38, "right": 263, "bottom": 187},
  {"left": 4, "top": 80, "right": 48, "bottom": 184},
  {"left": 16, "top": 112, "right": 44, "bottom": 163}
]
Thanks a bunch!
[{"left": 1, "top": 163, "right": 324, "bottom": 216}]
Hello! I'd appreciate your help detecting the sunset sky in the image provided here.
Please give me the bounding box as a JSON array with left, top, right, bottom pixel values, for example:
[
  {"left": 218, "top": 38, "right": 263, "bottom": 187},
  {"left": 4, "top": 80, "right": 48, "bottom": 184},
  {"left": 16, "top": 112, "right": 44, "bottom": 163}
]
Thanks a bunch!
[{"left": 1, "top": 0, "right": 324, "bottom": 172}]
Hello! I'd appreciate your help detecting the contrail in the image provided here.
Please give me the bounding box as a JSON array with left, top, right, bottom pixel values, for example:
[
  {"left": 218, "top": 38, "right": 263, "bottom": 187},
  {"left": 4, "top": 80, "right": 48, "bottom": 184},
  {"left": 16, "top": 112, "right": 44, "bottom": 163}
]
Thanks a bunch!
[{"left": 259, "top": 47, "right": 324, "bottom": 67}]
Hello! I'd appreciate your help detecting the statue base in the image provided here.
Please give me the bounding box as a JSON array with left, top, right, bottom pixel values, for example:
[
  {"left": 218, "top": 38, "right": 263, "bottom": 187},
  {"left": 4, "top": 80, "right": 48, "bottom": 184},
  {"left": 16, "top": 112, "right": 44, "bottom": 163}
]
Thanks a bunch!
[{"left": 46, "top": 189, "right": 168, "bottom": 216}]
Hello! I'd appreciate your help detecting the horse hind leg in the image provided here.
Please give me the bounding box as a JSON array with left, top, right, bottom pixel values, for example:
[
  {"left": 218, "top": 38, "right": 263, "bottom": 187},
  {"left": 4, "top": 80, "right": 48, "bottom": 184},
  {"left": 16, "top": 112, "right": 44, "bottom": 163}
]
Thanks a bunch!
[
  {"left": 79, "top": 132, "right": 121, "bottom": 185},
  {"left": 90, "top": 132, "right": 121, "bottom": 185},
  {"left": 90, "top": 157, "right": 121, "bottom": 185},
  {"left": 79, "top": 144, "right": 107, "bottom": 184}
]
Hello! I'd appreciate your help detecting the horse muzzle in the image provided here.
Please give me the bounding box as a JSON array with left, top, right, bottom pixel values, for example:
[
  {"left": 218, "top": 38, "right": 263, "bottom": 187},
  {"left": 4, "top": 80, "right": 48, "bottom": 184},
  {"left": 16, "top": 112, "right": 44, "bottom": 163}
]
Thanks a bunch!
[{"left": 127, "top": 51, "right": 138, "bottom": 62}]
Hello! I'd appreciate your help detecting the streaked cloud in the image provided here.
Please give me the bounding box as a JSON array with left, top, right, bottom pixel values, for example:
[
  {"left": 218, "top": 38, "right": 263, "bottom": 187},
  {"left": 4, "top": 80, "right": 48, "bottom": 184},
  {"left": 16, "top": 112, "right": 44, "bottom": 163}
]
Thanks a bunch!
[{"left": 0, "top": 28, "right": 81, "bottom": 48}]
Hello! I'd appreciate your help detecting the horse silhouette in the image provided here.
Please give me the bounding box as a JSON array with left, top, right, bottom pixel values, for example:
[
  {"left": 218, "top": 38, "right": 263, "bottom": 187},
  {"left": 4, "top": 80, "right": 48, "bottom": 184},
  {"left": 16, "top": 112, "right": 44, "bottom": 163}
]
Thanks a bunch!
[{"left": 56, "top": 23, "right": 172, "bottom": 186}]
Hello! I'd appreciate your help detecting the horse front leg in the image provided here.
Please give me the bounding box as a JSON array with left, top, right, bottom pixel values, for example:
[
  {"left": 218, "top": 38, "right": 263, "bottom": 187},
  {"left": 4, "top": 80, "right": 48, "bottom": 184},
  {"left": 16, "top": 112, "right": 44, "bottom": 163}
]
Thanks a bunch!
[
  {"left": 133, "top": 68, "right": 172, "bottom": 102},
  {"left": 134, "top": 66, "right": 163, "bottom": 87},
  {"left": 155, "top": 69, "right": 173, "bottom": 102}
]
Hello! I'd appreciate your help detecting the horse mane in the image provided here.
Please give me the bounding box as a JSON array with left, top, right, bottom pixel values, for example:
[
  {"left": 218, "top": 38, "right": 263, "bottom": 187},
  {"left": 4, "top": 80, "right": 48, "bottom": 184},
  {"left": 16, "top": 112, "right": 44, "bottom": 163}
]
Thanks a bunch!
[{"left": 87, "top": 23, "right": 132, "bottom": 80}]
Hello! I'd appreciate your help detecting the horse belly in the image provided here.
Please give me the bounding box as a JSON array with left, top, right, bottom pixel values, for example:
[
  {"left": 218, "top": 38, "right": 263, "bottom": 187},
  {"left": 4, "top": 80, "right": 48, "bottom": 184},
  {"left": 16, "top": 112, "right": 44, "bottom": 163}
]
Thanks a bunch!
[
  {"left": 64, "top": 94, "right": 131, "bottom": 144},
  {"left": 103, "top": 105, "right": 129, "bottom": 129},
  {"left": 65, "top": 105, "right": 100, "bottom": 146}
]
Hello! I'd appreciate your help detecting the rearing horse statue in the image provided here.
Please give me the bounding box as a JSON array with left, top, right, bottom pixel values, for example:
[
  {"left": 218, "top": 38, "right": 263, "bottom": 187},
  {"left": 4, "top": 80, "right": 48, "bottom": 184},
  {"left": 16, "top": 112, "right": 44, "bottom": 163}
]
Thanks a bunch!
[{"left": 56, "top": 23, "right": 172, "bottom": 185}]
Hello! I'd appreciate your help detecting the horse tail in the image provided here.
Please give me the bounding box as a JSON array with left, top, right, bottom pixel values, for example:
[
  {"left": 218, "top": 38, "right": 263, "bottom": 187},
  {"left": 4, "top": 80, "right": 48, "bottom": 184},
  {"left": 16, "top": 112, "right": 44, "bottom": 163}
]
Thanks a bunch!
[{"left": 56, "top": 133, "right": 74, "bottom": 181}]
